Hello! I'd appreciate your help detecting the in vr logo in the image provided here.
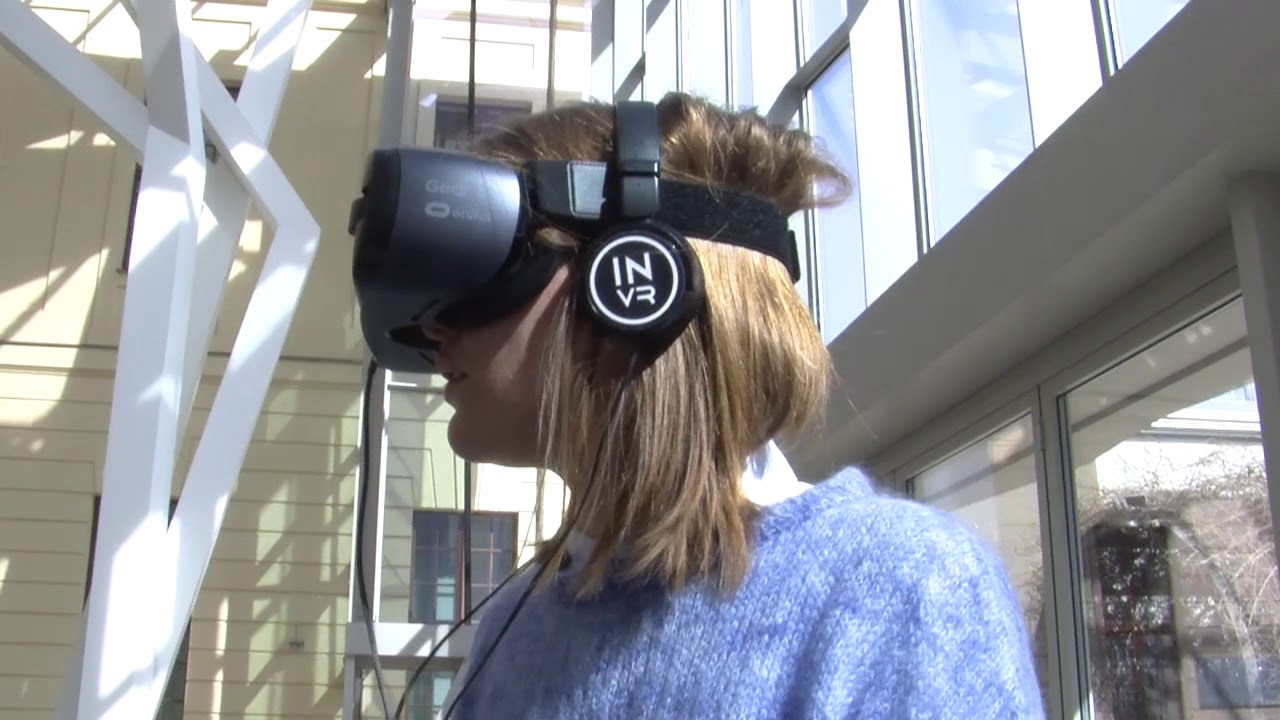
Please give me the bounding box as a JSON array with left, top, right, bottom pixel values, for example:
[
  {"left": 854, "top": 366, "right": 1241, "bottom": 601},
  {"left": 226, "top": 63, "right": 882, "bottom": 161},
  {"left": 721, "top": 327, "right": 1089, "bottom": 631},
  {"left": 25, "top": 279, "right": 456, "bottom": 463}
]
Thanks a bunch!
[
  {"left": 425, "top": 201, "right": 451, "bottom": 219},
  {"left": 587, "top": 234, "right": 681, "bottom": 329},
  {"left": 611, "top": 254, "right": 658, "bottom": 307}
]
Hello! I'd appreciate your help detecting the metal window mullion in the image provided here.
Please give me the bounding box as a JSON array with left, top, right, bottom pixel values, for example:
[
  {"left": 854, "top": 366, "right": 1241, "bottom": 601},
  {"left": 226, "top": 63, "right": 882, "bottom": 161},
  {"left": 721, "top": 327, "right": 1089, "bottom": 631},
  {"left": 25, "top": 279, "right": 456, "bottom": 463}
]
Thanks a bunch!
[
  {"left": 379, "top": 0, "right": 413, "bottom": 147},
  {"left": 897, "top": 0, "right": 931, "bottom": 257},
  {"left": 1090, "top": 0, "right": 1120, "bottom": 78},
  {"left": 1227, "top": 173, "right": 1280, "bottom": 583},
  {"left": 1035, "top": 383, "right": 1091, "bottom": 720},
  {"left": 546, "top": 0, "right": 559, "bottom": 108},
  {"left": 723, "top": 0, "right": 738, "bottom": 107},
  {"left": 355, "top": 365, "right": 391, "bottom": 625}
]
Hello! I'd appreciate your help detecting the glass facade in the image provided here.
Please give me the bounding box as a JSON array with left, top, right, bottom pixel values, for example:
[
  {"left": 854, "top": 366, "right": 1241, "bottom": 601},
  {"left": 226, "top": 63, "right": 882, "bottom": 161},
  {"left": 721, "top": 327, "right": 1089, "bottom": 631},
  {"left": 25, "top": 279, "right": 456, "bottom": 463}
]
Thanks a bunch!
[
  {"left": 1064, "top": 298, "right": 1274, "bottom": 718},
  {"left": 914, "top": 414, "right": 1049, "bottom": 695},
  {"left": 803, "top": 0, "right": 846, "bottom": 57},
  {"left": 910, "top": 0, "right": 1035, "bottom": 242},
  {"left": 1111, "top": 0, "right": 1192, "bottom": 67},
  {"left": 807, "top": 49, "right": 864, "bottom": 343}
]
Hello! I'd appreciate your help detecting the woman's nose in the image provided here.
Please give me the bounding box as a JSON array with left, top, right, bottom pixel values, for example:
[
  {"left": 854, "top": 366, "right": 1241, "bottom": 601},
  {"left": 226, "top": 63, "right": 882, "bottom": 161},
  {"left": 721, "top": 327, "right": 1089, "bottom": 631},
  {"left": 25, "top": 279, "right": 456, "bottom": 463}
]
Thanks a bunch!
[{"left": 420, "top": 321, "right": 452, "bottom": 343}]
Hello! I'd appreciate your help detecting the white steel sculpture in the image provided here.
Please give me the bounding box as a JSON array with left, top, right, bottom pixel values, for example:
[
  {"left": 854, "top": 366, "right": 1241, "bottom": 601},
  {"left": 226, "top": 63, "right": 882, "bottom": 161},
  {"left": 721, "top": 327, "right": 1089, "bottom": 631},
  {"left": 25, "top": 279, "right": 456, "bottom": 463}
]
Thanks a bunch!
[{"left": 0, "top": 0, "right": 320, "bottom": 716}]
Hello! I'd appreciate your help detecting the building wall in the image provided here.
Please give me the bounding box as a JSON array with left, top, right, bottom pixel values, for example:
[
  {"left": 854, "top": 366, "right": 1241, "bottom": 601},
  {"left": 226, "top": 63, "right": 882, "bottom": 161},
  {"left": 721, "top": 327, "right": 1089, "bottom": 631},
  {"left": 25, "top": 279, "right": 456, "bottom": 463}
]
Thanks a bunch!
[
  {"left": 0, "top": 0, "right": 385, "bottom": 717},
  {"left": 0, "top": 344, "right": 362, "bottom": 719}
]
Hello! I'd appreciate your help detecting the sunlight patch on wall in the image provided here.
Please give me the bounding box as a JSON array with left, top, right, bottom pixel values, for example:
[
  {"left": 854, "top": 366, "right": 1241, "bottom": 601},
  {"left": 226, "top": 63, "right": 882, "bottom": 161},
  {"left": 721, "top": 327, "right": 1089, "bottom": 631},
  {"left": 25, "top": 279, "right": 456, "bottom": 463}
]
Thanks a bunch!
[{"left": 26, "top": 129, "right": 85, "bottom": 150}]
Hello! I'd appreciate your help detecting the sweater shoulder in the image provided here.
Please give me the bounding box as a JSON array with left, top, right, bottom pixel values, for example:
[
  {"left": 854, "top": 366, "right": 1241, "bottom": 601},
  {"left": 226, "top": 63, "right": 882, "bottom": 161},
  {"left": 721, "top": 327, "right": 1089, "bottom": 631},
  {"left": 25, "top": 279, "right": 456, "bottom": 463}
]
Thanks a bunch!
[{"left": 767, "top": 466, "right": 1016, "bottom": 598}]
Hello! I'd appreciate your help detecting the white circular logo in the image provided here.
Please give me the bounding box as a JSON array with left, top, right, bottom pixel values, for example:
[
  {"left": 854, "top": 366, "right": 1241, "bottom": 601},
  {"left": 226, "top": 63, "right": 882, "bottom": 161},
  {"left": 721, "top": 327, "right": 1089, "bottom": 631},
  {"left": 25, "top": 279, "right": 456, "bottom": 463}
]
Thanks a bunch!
[{"left": 587, "top": 234, "right": 682, "bottom": 327}]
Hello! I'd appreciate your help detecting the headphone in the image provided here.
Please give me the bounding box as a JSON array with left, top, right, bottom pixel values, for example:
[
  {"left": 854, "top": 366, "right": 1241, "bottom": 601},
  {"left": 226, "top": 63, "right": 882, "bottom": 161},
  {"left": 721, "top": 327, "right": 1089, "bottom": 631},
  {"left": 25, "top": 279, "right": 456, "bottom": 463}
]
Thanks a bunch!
[{"left": 348, "top": 100, "right": 798, "bottom": 373}]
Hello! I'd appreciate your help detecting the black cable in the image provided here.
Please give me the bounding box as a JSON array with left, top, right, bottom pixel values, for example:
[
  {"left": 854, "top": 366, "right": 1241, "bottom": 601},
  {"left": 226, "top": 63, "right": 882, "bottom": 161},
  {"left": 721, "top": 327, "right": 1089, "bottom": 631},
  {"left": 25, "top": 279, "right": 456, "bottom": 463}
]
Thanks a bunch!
[
  {"left": 442, "top": 353, "right": 642, "bottom": 720},
  {"left": 392, "top": 555, "right": 533, "bottom": 719},
  {"left": 394, "top": 429, "right": 550, "bottom": 718},
  {"left": 357, "top": 359, "right": 396, "bottom": 719}
]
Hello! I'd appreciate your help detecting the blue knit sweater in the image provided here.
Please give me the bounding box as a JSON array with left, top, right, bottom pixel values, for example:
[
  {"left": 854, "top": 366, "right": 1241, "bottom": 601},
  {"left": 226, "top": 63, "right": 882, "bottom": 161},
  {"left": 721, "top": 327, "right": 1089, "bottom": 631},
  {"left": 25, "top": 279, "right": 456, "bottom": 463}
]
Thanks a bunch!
[{"left": 447, "top": 465, "right": 1046, "bottom": 719}]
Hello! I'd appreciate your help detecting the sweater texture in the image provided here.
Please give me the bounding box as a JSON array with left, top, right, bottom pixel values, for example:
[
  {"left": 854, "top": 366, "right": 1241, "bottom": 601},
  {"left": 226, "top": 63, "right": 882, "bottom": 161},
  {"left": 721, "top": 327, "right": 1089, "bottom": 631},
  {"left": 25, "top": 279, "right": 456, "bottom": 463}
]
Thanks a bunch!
[{"left": 446, "top": 463, "right": 1046, "bottom": 719}]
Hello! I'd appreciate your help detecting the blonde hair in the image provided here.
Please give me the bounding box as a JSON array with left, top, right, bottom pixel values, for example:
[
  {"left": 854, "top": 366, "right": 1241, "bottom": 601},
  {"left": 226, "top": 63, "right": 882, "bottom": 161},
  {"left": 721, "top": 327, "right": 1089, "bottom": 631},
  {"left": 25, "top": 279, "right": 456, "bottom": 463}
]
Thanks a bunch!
[{"left": 473, "top": 93, "right": 850, "bottom": 597}]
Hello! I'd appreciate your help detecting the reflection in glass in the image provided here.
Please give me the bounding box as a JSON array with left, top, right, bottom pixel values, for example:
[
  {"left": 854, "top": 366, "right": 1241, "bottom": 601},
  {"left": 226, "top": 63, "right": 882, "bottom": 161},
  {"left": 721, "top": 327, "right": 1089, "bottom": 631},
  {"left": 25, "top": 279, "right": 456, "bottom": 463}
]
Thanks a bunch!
[
  {"left": 406, "top": 669, "right": 455, "bottom": 720},
  {"left": 806, "top": 49, "right": 864, "bottom": 343},
  {"left": 1064, "top": 298, "right": 1275, "bottom": 718},
  {"left": 914, "top": 414, "right": 1051, "bottom": 697},
  {"left": 409, "top": 0, "right": 592, "bottom": 148},
  {"left": 1111, "top": 0, "right": 1190, "bottom": 67},
  {"left": 912, "top": 0, "right": 1034, "bottom": 241}
]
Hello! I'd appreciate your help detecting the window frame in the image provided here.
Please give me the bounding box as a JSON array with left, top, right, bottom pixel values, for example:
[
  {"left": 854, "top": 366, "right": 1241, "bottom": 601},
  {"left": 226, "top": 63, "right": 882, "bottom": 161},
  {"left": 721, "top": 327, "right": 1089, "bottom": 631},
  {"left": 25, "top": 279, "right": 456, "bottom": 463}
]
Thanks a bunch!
[{"left": 408, "top": 508, "right": 520, "bottom": 625}]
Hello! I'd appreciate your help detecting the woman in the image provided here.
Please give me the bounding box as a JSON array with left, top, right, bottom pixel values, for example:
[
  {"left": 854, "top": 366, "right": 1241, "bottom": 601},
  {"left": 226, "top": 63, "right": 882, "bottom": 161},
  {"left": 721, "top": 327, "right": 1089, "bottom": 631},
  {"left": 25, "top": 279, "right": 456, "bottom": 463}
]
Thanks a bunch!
[{"left": 423, "top": 92, "right": 1044, "bottom": 719}]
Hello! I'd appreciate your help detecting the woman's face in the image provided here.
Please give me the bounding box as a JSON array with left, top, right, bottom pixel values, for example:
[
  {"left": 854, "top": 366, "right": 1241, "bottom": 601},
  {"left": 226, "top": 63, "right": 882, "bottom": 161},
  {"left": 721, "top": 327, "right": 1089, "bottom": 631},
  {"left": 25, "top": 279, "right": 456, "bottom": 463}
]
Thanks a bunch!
[{"left": 422, "top": 263, "right": 572, "bottom": 468}]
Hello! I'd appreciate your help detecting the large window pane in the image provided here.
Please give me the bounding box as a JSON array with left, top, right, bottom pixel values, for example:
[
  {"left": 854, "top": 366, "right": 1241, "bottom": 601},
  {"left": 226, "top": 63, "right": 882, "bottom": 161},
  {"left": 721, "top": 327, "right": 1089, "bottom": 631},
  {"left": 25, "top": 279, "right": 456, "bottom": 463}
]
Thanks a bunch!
[
  {"left": 741, "top": 0, "right": 797, "bottom": 111},
  {"left": 913, "top": 414, "right": 1051, "bottom": 698},
  {"left": 807, "top": 49, "right": 865, "bottom": 343},
  {"left": 849, "top": 0, "right": 918, "bottom": 309},
  {"left": 804, "top": 0, "right": 846, "bottom": 56},
  {"left": 1063, "top": 298, "right": 1275, "bottom": 718},
  {"left": 409, "top": 510, "right": 516, "bottom": 624},
  {"left": 1111, "top": 0, "right": 1190, "bottom": 67},
  {"left": 911, "top": 0, "right": 1034, "bottom": 241},
  {"left": 409, "top": 0, "right": 591, "bottom": 147}
]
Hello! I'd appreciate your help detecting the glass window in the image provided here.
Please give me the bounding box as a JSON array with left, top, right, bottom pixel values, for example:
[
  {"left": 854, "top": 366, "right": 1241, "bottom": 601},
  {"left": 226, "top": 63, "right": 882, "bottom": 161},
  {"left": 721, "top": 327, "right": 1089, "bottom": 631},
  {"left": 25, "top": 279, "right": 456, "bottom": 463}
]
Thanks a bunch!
[
  {"left": 410, "top": 510, "right": 517, "bottom": 623},
  {"left": 806, "top": 49, "right": 865, "bottom": 343},
  {"left": 381, "top": 669, "right": 455, "bottom": 720},
  {"left": 409, "top": 0, "right": 592, "bottom": 143},
  {"left": 1016, "top": 0, "right": 1103, "bottom": 144},
  {"left": 848, "top": 0, "right": 918, "bottom": 309},
  {"left": 1111, "top": 0, "right": 1190, "bottom": 67},
  {"left": 804, "top": 0, "right": 846, "bottom": 56},
  {"left": 744, "top": 0, "right": 797, "bottom": 111},
  {"left": 910, "top": 0, "right": 1035, "bottom": 242},
  {"left": 432, "top": 98, "right": 532, "bottom": 151},
  {"left": 1063, "top": 297, "right": 1275, "bottom": 718},
  {"left": 913, "top": 414, "right": 1051, "bottom": 697}
]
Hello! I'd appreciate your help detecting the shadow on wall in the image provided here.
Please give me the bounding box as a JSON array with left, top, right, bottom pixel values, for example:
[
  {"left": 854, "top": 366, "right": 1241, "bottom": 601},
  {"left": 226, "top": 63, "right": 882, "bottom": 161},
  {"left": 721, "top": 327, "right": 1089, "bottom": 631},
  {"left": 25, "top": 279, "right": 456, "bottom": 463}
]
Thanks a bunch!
[{"left": 0, "top": 3, "right": 387, "bottom": 716}]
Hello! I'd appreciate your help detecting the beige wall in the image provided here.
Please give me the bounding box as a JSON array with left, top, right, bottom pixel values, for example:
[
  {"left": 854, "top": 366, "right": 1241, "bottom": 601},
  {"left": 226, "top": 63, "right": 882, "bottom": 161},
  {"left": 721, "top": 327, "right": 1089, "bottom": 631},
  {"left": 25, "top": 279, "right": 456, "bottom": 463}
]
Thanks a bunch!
[
  {"left": 0, "top": 0, "right": 387, "bottom": 362},
  {"left": 0, "top": 0, "right": 383, "bottom": 717},
  {"left": 0, "top": 344, "right": 362, "bottom": 719}
]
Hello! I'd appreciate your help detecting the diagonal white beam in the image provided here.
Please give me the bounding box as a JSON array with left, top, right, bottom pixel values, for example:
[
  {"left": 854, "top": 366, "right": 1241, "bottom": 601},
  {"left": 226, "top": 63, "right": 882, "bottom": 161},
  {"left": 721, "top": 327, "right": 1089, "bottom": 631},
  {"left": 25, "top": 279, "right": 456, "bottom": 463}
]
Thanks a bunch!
[
  {"left": 0, "top": 0, "right": 147, "bottom": 154},
  {"left": 3, "top": 0, "right": 322, "bottom": 716},
  {"left": 175, "top": 0, "right": 312, "bottom": 469},
  {"left": 74, "top": 0, "right": 207, "bottom": 716},
  {"left": 162, "top": 57, "right": 322, "bottom": 694}
]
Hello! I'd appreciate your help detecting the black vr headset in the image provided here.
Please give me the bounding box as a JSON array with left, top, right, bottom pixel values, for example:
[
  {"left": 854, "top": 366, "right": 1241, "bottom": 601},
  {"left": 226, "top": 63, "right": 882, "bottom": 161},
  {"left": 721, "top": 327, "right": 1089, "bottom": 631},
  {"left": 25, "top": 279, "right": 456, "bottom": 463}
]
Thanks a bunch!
[{"left": 348, "top": 101, "right": 800, "bottom": 374}]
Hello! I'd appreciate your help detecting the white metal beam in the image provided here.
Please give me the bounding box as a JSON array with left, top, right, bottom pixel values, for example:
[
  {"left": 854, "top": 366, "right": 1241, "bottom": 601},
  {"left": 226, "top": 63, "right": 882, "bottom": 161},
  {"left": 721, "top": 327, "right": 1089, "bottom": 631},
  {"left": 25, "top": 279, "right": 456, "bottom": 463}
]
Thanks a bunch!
[
  {"left": 73, "top": 0, "right": 207, "bottom": 714},
  {"left": 176, "top": 0, "right": 312, "bottom": 447},
  {"left": 1227, "top": 173, "right": 1280, "bottom": 576},
  {"left": 0, "top": 0, "right": 323, "bottom": 717},
  {"left": 0, "top": 0, "right": 147, "bottom": 154},
  {"left": 162, "top": 53, "right": 322, "bottom": 709}
]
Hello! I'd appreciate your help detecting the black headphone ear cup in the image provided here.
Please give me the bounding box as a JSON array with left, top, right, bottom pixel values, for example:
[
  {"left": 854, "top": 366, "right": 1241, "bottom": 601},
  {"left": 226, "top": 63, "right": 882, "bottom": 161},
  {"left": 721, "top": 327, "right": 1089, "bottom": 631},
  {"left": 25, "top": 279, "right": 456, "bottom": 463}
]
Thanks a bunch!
[{"left": 579, "top": 222, "right": 704, "bottom": 354}]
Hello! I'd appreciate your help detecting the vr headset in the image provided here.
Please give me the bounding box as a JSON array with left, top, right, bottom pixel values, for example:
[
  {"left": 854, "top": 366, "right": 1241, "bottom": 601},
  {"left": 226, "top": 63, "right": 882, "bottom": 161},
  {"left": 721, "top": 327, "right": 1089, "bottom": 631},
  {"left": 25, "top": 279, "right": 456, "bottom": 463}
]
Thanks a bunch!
[{"left": 348, "top": 101, "right": 800, "bottom": 374}]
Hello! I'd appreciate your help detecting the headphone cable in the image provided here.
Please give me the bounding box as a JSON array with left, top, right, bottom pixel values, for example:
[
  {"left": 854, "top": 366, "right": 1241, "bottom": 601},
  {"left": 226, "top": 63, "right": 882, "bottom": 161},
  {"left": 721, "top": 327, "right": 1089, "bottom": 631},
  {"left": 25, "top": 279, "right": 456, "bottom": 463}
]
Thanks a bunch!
[
  {"left": 441, "top": 353, "right": 641, "bottom": 719},
  {"left": 356, "top": 359, "right": 396, "bottom": 720}
]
